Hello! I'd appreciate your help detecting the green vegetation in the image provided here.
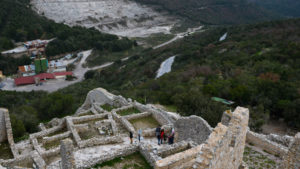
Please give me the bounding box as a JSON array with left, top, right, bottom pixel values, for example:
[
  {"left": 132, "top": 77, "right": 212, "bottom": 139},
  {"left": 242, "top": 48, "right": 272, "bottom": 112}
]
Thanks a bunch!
[
  {"left": 0, "top": 54, "right": 31, "bottom": 75},
  {"left": 0, "top": 141, "right": 14, "bottom": 159},
  {"left": 130, "top": 116, "right": 160, "bottom": 130},
  {"left": 1, "top": 18, "right": 300, "bottom": 141},
  {"left": 243, "top": 146, "right": 277, "bottom": 169},
  {"left": 78, "top": 111, "right": 94, "bottom": 117},
  {"left": 117, "top": 107, "right": 141, "bottom": 116},
  {"left": 91, "top": 152, "right": 152, "bottom": 169},
  {"left": 251, "top": 0, "right": 300, "bottom": 18},
  {"left": 47, "top": 128, "right": 67, "bottom": 137},
  {"left": 134, "top": 0, "right": 275, "bottom": 25},
  {"left": 101, "top": 104, "right": 117, "bottom": 112},
  {"left": 86, "top": 43, "right": 140, "bottom": 68},
  {"left": 135, "top": 33, "right": 175, "bottom": 47},
  {"left": 0, "top": 0, "right": 134, "bottom": 75},
  {"left": 83, "top": 19, "right": 300, "bottom": 130},
  {"left": 43, "top": 139, "right": 61, "bottom": 150}
]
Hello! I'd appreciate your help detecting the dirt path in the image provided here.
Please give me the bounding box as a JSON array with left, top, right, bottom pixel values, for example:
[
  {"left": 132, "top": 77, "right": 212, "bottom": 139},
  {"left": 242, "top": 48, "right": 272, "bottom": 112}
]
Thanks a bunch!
[{"left": 153, "top": 26, "right": 203, "bottom": 49}]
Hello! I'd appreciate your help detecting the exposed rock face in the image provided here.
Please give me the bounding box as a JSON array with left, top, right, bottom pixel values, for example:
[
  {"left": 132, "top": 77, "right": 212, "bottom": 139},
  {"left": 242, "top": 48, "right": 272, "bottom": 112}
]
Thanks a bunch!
[
  {"left": 31, "top": 0, "right": 177, "bottom": 37},
  {"left": 60, "top": 139, "right": 76, "bottom": 169},
  {"left": 174, "top": 115, "right": 212, "bottom": 145},
  {"left": 79, "top": 88, "right": 128, "bottom": 111}
]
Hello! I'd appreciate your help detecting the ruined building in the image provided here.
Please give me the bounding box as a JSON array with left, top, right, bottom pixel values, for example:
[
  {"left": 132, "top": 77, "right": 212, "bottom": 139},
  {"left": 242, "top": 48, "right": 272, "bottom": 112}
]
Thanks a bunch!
[{"left": 0, "top": 88, "right": 299, "bottom": 169}]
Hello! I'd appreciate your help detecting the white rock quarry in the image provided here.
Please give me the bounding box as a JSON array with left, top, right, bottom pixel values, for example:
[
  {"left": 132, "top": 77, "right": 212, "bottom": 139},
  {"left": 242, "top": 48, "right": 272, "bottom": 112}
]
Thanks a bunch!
[
  {"left": 31, "top": 0, "right": 177, "bottom": 37},
  {"left": 156, "top": 55, "right": 176, "bottom": 78}
]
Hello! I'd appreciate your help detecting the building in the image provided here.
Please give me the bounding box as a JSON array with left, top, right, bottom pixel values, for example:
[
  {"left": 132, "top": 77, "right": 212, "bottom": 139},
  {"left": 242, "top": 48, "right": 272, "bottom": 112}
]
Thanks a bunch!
[
  {"left": 14, "top": 72, "right": 73, "bottom": 86},
  {"left": 34, "top": 58, "right": 48, "bottom": 74},
  {"left": 48, "top": 60, "right": 67, "bottom": 73},
  {"left": 18, "top": 65, "right": 36, "bottom": 77}
]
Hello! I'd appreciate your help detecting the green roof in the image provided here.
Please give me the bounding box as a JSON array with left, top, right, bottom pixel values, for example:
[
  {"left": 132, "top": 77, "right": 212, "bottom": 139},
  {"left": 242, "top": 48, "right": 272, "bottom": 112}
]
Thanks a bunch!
[{"left": 211, "top": 97, "right": 235, "bottom": 105}]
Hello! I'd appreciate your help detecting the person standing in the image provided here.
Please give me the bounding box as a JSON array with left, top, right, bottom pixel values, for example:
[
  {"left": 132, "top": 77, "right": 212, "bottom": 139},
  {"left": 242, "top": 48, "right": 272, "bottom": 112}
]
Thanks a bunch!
[
  {"left": 138, "top": 128, "right": 142, "bottom": 142},
  {"left": 160, "top": 129, "right": 165, "bottom": 145},
  {"left": 155, "top": 125, "right": 161, "bottom": 145},
  {"left": 169, "top": 128, "right": 175, "bottom": 144},
  {"left": 129, "top": 131, "right": 133, "bottom": 144}
]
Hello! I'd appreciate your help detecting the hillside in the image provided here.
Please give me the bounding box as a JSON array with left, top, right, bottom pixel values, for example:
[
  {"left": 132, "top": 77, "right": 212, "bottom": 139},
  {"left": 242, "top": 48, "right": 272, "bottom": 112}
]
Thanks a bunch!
[
  {"left": 1, "top": 18, "right": 300, "bottom": 140},
  {"left": 249, "top": 0, "right": 300, "bottom": 18},
  {"left": 86, "top": 18, "right": 300, "bottom": 130},
  {"left": 133, "top": 0, "right": 275, "bottom": 24},
  {"left": 0, "top": 0, "right": 134, "bottom": 75}
]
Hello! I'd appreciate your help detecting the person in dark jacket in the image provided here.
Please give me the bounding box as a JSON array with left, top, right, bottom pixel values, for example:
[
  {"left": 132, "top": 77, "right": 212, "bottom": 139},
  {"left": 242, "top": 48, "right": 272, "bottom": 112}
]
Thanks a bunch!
[
  {"left": 155, "top": 125, "right": 161, "bottom": 145},
  {"left": 168, "top": 128, "right": 175, "bottom": 144},
  {"left": 129, "top": 131, "right": 133, "bottom": 144}
]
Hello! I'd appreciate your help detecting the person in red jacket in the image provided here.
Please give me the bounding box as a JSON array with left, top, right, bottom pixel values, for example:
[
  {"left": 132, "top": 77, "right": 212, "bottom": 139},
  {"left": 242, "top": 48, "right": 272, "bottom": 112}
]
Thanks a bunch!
[{"left": 160, "top": 129, "right": 165, "bottom": 145}]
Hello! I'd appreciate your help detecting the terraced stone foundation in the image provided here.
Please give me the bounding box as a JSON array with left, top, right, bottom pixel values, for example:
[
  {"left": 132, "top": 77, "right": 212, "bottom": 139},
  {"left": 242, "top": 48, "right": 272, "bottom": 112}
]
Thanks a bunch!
[{"left": 0, "top": 88, "right": 299, "bottom": 169}]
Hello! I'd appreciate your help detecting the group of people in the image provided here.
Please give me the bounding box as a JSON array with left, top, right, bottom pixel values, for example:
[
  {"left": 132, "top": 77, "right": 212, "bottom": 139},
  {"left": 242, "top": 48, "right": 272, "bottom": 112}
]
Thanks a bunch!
[
  {"left": 155, "top": 125, "right": 175, "bottom": 145},
  {"left": 129, "top": 126, "right": 175, "bottom": 145}
]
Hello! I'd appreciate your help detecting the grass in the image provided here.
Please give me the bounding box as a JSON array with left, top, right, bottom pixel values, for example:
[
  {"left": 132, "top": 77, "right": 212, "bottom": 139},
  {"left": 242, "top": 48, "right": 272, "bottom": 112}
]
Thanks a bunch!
[
  {"left": 135, "top": 33, "right": 175, "bottom": 47},
  {"left": 43, "top": 139, "right": 61, "bottom": 150},
  {"left": 163, "top": 105, "right": 177, "bottom": 112},
  {"left": 78, "top": 111, "right": 94, "bottom": 116},
  {"left": 117, "top": 107, "right": 141, "bottom": 116},
  {"left": 47, "top": 127, "right": 67, "bottom": 137},
  {"left": 14, "top": 133, "right": 29, "bottom": 143},
  {"left": 243, "top": 146, "right": 277, "bottom": 169},
  {"left": 101, "top": 104, "right": 117, "bottom": 112},
  {"left": 90, "top": 152, "right": 152, "bottom": 169},
  {"left": 87, "top": 46, "right": 144, "bottom": 67},
  {"left": 0, "top": 141, "right": 14, "bottom": 159},
  {"left": 129, "top": 115, "right": 160, "bottom": 130}
]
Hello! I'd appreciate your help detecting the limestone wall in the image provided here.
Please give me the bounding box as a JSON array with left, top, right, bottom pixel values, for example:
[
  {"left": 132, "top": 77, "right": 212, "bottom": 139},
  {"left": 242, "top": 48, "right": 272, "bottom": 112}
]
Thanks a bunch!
[
  {"left": 0, "top": 109, "right": 7, "bottom": 142},
  {"left": 174, "top": 115, "right": 212, "bottom": 145},
  {"left": 246, "top": 130, "right": 288, "bottom": 157},
  {"left": 155, "top": 144, "right": 203, "bottom": 169},
  {"left": 194, "top": 106, "right": 249, "bottom": 169},
  {"left": 281, "top": 132, "right": 300, "bottom": 169},
  {"left": 155, "top": 107, "right": 249, "bottom": 169},
  {"left": 3, "top": 109, "right": 18, "bottom": 158}
]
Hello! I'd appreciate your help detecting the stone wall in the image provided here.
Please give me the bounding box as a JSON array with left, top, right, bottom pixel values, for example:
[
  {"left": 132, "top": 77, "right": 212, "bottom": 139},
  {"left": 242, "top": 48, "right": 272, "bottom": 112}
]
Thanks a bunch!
[
  {"left": 281, "top": 132, "right": 300, "bottom": 169},
  {"left": 246, "top": 130, "right": 288, "bottom": 157},
  {"left": 3, "top": 109, "right": 18, "bottom": 158},
  {"left": 194, "top": 106, "right": 249, "bottom": 169},
  {"left": 174, "top": 115, "right": 212, "bottom": 145},
  {"left": 60, "top": 139, "right": 76, "bottom": 169},
  {"left": 155, "top": 107, "right": 249, "bottom": 169},
  {"left": 0, "top": 109, "right": 7, "bottom": 143}
]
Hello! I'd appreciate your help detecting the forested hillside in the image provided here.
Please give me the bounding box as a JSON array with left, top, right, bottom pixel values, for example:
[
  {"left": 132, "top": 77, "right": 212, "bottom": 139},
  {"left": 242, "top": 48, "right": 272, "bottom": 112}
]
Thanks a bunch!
[
  {"left": 249, "top": 0, "right": 300, "bottom": 18},
  {"left": 0, "top": 0, "right": 134, "bottom": 75},
  {"left": 133, "top": 0, "right": 275, "bottom": 24},
  {"left": 88, "top": 19, "right": 300, "bottom": 130},
  {"left": 1, "top": 17, "right": 299, "bottom": 140}
]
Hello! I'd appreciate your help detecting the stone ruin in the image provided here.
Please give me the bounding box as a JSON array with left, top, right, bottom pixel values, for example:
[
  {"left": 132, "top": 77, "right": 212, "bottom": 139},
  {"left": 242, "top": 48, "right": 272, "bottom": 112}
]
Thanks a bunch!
[{"left": 0, "top": 87, "right": 299, "bottom": 169}]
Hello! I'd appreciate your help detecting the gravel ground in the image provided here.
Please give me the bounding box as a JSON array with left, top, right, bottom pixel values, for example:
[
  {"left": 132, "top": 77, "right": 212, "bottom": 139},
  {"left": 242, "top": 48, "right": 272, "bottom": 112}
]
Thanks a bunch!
[{"left": 31, "top": 0, "right": 177, "bottom": 37}]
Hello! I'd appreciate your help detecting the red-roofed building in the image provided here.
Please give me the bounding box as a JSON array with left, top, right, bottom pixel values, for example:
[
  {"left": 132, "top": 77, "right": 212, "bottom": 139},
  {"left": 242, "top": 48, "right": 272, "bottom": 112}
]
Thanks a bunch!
[{"left": 14, "top": 72, "right": 73, "bottom": 86}]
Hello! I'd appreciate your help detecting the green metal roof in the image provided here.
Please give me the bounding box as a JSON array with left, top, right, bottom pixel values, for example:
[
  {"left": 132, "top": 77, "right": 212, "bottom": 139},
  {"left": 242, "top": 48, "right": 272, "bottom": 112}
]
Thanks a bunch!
[{"left": 211, "top": 97, "right": 235, "bottom": 105}]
